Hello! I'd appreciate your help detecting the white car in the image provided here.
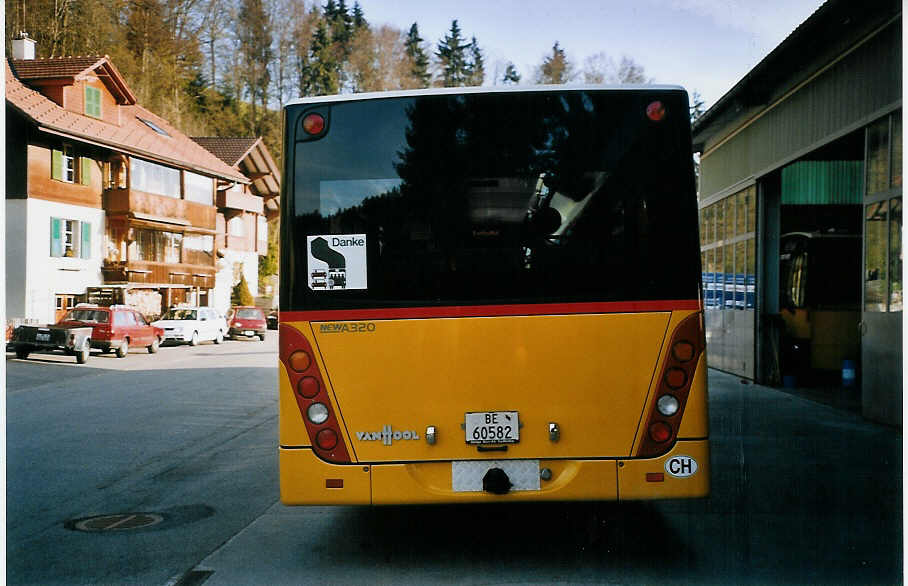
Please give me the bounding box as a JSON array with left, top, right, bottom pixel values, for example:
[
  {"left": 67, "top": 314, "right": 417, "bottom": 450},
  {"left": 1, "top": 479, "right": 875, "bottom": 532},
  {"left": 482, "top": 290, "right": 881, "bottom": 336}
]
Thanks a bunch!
[{"left": 152, "top": 306, "right": 227, "bottom": 346}]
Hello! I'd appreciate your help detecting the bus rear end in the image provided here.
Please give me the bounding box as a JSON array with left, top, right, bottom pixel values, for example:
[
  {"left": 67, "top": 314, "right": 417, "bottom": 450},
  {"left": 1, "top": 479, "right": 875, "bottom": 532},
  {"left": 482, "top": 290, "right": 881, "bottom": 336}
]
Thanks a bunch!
[{"left": 279, "top": 87, "right": 708, "bottom": 504}]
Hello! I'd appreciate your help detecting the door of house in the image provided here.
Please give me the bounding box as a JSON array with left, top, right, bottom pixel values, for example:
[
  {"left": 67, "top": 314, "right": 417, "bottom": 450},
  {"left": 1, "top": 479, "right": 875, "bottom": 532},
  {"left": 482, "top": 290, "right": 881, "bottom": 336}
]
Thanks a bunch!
[
  {"left": 55, "top": 294, "right": 76, "bottom": 323},
  {"left": 860, "top": 112, "right": 902, "bottom": 425}
]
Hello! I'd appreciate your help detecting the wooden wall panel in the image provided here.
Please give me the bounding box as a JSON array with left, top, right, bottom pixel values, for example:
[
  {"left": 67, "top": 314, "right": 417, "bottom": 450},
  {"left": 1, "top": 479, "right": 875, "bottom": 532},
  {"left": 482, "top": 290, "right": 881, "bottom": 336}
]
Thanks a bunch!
[{"left": 27, "top": 144, "right": 102, "bottom": 208}]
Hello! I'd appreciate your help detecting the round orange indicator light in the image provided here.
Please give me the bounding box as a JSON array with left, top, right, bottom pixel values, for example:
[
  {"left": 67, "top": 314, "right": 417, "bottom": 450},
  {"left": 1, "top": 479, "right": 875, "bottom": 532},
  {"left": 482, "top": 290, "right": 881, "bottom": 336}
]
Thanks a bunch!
[
  {"left": 646, "top": 101, "right": 666, "bottom": 122},
  {"left": 302, "top": 113, "right": 325, "bottom": 135},
  {"left": 665, "top": 367, "right": 688, "bottom": 389},
  {"left": 288, "top": 350, "right": 311, "bottom": 372},
  {"left": 649, "top": 421, "right": 672, "bottom": 443},
  {"left": 297, "top": 376, "right": 320, "bottom": 398},
  {"left": 316, "top": 428, "right": 338, "bottom": 450},
  {"left": 672, "top": 341, "right": 696, "bottom": 362}
]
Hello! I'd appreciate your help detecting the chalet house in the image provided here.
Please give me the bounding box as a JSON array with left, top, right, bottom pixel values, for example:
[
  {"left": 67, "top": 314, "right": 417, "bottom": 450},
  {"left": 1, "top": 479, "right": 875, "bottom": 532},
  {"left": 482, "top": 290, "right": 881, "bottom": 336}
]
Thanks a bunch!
[
  {"left": 5, "top": 36, "right": 249, "bottom": 323},
  {"left": 190, "top": 136, "right": 280, "bottom": 312}
]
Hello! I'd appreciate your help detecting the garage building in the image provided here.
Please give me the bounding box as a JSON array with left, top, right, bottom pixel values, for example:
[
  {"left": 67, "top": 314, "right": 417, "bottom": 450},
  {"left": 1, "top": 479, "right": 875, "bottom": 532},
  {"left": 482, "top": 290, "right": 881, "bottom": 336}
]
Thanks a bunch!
[{"left": 692, "top": 0, "right": 901, "bottom": 425}]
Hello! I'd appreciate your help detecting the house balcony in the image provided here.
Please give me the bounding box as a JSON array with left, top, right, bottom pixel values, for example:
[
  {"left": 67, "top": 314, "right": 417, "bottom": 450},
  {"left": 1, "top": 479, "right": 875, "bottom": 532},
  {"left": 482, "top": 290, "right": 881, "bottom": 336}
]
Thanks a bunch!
[
  {"left": 102, "top": 260, "right": 215, "bottom": 289},
  {"left": 216, "top": 189, "right": 263, "bottom": 214},
  {"left": 105, "top": 188, "right": 216, "bottom": 230}
]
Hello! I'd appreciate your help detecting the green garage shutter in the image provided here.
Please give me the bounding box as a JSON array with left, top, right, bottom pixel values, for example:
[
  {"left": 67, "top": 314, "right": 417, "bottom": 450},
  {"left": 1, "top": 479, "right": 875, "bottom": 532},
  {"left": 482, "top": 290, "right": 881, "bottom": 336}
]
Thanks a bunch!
[
  {"left": 50, "top": 217, "right": 62, "bottom": 257},
  {"left": 51, "top": 149, "right": 63, "bottom": 181},
  {"left": 81, "top": 222, "right": 91, "bottom": 259}
]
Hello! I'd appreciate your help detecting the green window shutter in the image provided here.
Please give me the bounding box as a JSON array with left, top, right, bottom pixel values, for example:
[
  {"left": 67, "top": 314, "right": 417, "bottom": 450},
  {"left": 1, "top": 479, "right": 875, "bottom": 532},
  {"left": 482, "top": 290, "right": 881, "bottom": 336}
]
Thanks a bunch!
[
  {"left": 81, "top": 222, "right": 92, "bottom": 259},
  {"left": 50, "top": 217, "right": 62, "bottom": 257},
  {"left": 80, "top": 157, "right": 92, "bottom": 186},
  {"left": 51, "top": 149, "right": 63, "bottom": 181},
  {"left": 85, "top": 86, "right": 101, "bottom": 118}
]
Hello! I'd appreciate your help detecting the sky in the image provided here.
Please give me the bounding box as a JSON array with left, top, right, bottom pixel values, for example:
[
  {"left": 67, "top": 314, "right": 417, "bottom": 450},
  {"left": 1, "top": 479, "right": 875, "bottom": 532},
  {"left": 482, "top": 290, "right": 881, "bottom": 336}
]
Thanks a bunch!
[{"left": 355, "top": 0, "right": 827, "bottom": 110}]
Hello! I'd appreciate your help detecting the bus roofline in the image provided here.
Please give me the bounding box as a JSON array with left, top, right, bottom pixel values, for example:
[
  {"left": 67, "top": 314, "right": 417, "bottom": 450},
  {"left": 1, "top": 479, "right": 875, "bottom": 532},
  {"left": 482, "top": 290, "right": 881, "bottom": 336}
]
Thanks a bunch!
[{"left": 284, "top": 84, "right": 690, "bottom": 108}]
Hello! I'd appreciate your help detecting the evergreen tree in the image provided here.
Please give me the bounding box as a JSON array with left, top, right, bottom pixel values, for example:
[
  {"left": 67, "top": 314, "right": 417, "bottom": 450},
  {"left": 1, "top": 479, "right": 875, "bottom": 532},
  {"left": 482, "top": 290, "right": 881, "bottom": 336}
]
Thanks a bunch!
[
  {"left": 502, "top": 61, "right": 521, "bottom": 85},
  {"left": 352, "top": 1, "right": 367, "bottom": 30},
  {"left": 535, "top": 41, "right": 574, "bottom": 84},
  {"left": 466, "top": 36, "right": 484, "bottom": 86},
  {"left": 689, "top": 91, "right": 705, "bottom": 123},
  {"left": 300, "top": 21, "right": 339, "bottom": 96},
  {"left": 435, "top": 20, "right": 468, "bottom": 87},
  {"left": 258, "top": 219, "right": 279, "bottom": 283},
  {"left": 232, "top": 273, "right": 255, "bottom": 306},
  {"left": 405, "top": 22, "right": 431, "bottom": 88}
]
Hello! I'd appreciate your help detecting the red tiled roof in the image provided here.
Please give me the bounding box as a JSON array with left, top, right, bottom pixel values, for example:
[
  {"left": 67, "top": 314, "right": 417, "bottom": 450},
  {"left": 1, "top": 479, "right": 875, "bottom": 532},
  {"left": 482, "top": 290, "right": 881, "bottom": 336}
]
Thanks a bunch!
[
  {"left": 9, "top": 56, "right": 105, "bottom": 80},
  {"left": 6, "top": 59, "right": 247, "bottom": 183},
  {"left": 10, "top": 55, "right": 137, "bottom": 104},
  {"left": 190, "top": 136, "right": 260, "bottom": 167}
]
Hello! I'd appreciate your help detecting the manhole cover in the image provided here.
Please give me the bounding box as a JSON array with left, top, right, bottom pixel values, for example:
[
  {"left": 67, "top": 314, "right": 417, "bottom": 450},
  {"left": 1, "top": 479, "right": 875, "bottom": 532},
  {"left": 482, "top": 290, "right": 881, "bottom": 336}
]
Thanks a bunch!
[{"left": 69, "top": 513, "right": 164, "bottom": 532}]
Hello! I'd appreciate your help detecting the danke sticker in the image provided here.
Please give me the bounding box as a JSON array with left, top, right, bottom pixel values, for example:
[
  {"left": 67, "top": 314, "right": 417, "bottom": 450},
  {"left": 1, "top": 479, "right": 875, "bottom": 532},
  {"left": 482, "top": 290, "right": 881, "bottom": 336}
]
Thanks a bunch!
[{"left": 307, "top": 234, "right": 367, "bottom": 290}]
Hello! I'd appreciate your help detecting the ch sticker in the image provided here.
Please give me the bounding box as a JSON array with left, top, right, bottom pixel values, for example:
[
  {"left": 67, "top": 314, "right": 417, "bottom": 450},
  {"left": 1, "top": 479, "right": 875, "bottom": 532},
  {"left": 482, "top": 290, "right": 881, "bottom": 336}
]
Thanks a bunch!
[{"left": 664, "top": 455, "right": 698, "bottom": 478}]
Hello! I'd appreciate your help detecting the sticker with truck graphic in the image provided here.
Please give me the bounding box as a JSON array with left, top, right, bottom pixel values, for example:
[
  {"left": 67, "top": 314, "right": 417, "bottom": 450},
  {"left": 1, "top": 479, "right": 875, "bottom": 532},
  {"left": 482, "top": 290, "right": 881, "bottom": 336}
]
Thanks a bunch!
[{"left": 307, "top": 234, "right": 368, "bottom": 290}]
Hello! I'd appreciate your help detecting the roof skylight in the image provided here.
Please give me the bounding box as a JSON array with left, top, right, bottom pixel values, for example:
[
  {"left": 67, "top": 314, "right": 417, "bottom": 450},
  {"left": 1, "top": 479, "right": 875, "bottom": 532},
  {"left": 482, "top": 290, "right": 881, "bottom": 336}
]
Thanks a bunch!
[{"left": 137, "top": 116, "right": 171, "bottom": 137}]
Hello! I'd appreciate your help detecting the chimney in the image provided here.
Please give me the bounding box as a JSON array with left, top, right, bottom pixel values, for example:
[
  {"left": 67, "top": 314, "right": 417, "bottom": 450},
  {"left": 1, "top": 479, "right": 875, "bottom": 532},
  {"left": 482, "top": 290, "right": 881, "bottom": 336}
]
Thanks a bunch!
[{"left": 12, "top": 32, "right": 36, "bottom": 60}]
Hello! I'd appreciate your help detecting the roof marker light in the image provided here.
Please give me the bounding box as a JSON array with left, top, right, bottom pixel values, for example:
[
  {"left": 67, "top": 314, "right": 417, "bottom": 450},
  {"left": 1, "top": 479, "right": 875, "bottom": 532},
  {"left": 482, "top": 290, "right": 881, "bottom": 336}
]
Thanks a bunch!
[
  {"left": 302, "top": 113, "right": 325, "bottom": 135},
  {"left": 646, "top": 101, "right": 666, "bottom": 122}
]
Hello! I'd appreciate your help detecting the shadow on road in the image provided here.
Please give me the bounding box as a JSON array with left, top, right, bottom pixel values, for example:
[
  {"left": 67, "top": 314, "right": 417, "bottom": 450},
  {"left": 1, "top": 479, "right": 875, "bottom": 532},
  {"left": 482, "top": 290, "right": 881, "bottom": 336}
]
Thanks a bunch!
[{"left": 319, "top": 501, "right": 694, "bottom": 574}]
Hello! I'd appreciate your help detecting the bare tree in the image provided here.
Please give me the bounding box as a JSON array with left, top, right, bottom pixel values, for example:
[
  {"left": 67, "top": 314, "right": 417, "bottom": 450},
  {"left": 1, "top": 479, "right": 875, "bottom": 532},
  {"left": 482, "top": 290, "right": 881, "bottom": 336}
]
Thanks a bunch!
[{"left": 582, "top": 52, "right": 651, "bottom": 84}]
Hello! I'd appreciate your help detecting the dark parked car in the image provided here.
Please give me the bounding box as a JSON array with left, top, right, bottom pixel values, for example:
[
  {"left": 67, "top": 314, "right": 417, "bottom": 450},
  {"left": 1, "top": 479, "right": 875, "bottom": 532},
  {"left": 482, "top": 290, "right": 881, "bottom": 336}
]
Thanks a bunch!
[
  {"left": 57, "top": 304, "right": 164, "bottom": 357},
  {"left": 227, "top": 306, "right": 267, "bottom": 341},
  {"left": 267, "top": 311, "right": 278, "bottom": 330},
  {"left": 8, "top": 323, "right": 93, "bottom": 363}
]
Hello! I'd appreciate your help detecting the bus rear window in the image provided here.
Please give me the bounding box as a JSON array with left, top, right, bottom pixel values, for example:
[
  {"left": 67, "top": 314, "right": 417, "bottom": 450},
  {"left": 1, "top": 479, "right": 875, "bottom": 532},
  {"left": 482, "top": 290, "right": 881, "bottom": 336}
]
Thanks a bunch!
[{"left": 286, "top": 89, "right": 700, "bottom": 310}]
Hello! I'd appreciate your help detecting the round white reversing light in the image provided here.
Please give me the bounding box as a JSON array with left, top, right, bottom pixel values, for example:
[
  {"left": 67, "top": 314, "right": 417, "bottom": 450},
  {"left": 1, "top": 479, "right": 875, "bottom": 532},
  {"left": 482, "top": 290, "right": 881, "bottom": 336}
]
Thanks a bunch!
[
  {"left": 307, "top": 402, "right": 329, "bottom": 424},
  {"left": 657, "top": 394, "right": 680, "bottom": 417}
]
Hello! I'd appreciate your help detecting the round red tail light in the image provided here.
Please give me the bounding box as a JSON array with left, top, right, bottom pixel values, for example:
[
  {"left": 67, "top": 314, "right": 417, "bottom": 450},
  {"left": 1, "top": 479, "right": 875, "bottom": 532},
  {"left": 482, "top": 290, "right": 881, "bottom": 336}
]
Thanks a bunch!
[
  {"left": 316, "top": 428, "right": 338, "bottom": 450},
  {"left": 672, "top": 341, "right": 695, "bottom": 362},
  {"left": 665, "top": 367, "right": 688, "bottom": 389},
  {"left": 302, "top": 113, "right": 325, "bottom": 135},
  {"left": 289, "top": 350, "right": 311, "bottom": 372},
  {"left": 649, "top": 421, "right": 672, "bottom": 443},
  {"left": 297, "top": 376, "right": 320, "bottom": 398}
]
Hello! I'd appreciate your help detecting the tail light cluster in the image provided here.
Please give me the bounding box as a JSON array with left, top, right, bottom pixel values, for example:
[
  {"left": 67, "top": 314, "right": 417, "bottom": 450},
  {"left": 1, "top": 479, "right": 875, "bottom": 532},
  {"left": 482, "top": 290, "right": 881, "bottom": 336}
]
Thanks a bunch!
[
  {"left": 279, "top": 323, "right": 350, "bottom": 463},
  {"left": 636, "top": 312, "right": 705, "bottom": 458}
]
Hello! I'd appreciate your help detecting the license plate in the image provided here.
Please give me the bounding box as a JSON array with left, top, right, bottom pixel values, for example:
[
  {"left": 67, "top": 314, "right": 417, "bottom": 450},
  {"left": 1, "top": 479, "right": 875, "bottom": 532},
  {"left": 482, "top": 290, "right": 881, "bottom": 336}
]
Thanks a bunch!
[
  {"left": 465, "top": 411, "right": 519, "bottom": 444},
  {"left": 36, "top": 333, "right": 51, "bottom": 342},
  {"left": 244, "top": 330, "right": 254, "bottom": 336}
]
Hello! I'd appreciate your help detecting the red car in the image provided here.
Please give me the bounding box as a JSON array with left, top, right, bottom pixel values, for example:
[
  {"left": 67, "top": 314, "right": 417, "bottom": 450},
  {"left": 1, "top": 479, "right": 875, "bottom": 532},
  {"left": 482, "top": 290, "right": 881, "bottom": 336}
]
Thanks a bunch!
[
  {"left": 57, "top": 304, "right": 164, "bottom": 357},
  {"left": 227, "top": 306, "right": 267, "bottom": 341}
]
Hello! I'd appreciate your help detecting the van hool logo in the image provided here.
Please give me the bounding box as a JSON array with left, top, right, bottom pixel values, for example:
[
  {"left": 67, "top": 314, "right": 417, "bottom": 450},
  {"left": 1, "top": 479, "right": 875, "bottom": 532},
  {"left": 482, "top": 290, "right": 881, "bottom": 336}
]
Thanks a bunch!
[{"left": 356, "top": 425, "right": 420, "bottom": 446}]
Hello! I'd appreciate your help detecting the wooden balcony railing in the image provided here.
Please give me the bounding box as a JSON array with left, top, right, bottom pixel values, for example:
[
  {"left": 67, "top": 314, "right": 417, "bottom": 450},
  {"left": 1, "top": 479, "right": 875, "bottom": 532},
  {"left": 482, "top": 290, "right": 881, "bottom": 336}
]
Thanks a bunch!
[
  {"left": 216, "top": 190, "right": 264, "bottom": 214},
  {"left": 105, "top": 188, "right": 216, "bottom": 230},
  {"left": 102, "top": 260, "right": 215, "bottom": 289}
]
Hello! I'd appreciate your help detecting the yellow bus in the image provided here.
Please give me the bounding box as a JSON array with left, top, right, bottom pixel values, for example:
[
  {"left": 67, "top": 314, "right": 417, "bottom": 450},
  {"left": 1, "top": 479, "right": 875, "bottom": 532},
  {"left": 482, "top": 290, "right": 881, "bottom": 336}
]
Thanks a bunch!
[{"left": 279, "top": 86, "right": 709, "bottom": 504}]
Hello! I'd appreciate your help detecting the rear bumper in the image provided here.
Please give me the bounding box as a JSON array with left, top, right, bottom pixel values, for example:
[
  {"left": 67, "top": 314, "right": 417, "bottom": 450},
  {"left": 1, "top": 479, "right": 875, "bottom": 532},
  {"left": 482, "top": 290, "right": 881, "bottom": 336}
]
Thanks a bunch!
[
  {"left": 229, "top": 327, "right": 266, "bottom": 337},
  {"left": 280, "top": 439, "right": 709, "bottom": 505},
  {"left": 8, "top": 342, "right": 75, "bottom": 354},
  {"left": 90, "top": 339, "right": 122, "bottom": 351},
  {"left": 162, "top": 332, "right": 191, "bottom": 342}
]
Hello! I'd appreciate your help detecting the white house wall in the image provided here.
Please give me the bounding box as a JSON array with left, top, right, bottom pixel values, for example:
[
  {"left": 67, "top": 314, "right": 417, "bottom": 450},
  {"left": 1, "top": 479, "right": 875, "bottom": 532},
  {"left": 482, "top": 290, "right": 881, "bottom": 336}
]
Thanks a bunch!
[
  {"left": 19, "top": 198, "right": 104, "bottom": 323},
  {"left": 213, "top": 249, "right": 259, "bottom": 315}
]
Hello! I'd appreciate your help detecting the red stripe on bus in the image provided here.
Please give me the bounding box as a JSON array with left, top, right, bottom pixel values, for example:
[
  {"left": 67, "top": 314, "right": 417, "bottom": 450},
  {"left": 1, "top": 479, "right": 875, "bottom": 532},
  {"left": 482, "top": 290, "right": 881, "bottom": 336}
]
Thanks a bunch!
[{"left": 280, "top": 300, "right": 701, "bottom": 322}]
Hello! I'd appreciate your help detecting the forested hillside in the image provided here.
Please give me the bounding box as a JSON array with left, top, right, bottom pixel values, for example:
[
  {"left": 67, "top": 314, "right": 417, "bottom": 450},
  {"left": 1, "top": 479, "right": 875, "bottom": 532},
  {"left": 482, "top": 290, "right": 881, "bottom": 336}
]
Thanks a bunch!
[{"left": 7, "top": 0, "right": 654, "bottom": 166}]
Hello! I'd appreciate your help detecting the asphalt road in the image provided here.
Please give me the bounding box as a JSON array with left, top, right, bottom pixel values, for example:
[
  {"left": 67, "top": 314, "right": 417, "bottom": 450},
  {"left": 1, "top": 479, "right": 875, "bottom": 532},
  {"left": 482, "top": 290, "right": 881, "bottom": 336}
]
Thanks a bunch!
[{"left": 5, "top": 339, "right": 902, "bottom": 585}]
